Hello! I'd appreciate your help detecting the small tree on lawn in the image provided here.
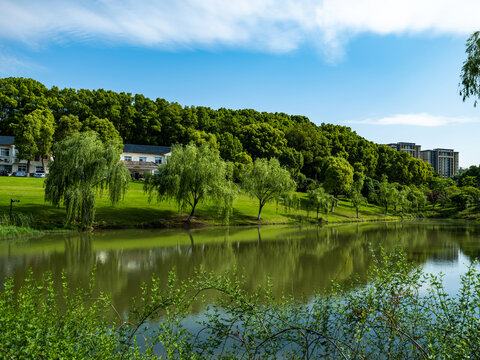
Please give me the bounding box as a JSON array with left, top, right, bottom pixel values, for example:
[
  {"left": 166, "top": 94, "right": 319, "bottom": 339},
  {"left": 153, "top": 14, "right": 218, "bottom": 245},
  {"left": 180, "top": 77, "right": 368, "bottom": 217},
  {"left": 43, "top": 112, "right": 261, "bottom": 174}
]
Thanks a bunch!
[
  {"left": 308, "top": 186, "right": 331, "bottom": 220},
  {"left": 45, "top": 132, "right": 130, "bottom": 229},
  {"left": 144, "top": 143, "right": 236, "bottom": 223},
  {"left": 241, "top": 158, "right": 296, "bottom": 220}
]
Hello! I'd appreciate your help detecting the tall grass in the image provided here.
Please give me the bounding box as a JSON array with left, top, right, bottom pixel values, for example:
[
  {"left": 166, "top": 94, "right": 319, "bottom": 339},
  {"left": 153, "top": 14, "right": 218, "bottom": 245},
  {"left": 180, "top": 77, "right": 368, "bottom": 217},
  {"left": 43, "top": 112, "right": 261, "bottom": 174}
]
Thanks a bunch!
[
  {"left": 0, "top": 212, "right": 37, "bottom": 239},
  {"left": 0, "top": 211, "right": 35, "bottom": 227}
]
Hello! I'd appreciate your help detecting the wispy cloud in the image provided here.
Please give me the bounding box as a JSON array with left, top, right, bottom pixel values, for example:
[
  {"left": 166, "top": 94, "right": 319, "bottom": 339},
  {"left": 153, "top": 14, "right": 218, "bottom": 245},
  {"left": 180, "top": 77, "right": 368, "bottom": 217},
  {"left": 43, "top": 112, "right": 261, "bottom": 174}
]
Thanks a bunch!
[
  {"left": 0, "top": 0, "right": 477, "bottom": 57},
  {"left": 0, "top": 47, "right": 44, "bottom": 75},
  {"left": 349, "top": 113, "right": 479, "bottom": 127}
]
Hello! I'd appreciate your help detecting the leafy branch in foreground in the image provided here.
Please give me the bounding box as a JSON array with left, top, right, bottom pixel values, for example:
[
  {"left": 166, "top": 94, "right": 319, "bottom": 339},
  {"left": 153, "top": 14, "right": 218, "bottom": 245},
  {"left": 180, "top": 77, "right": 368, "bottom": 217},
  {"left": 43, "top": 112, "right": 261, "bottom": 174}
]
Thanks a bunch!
[{"left": 3, "top": 249, "right": 480, "bottom": 358}]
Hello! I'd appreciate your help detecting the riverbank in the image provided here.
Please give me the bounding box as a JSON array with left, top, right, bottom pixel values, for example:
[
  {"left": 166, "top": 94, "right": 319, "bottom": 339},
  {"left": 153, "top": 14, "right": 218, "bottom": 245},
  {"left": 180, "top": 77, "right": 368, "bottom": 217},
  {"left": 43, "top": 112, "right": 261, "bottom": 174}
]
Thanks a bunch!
[{"left": 0, "top": 177, "right": 406, "bottom": 231}]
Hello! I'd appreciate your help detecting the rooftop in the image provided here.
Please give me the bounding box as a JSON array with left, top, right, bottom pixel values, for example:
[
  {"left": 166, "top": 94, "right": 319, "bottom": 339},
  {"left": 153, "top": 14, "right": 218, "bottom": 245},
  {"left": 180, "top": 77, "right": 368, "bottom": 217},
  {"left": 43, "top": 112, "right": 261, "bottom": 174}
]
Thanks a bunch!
[
  {"left": 123, "top": 144, "right": 171, "bottom": 155},
  {"left": 0, "top": 136, "right": 15, "bottom": 146}
]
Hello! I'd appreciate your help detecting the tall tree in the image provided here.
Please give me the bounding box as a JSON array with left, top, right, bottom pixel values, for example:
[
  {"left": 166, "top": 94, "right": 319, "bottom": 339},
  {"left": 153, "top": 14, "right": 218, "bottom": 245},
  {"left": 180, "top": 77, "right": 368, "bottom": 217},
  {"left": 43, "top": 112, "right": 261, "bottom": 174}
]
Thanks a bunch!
[
  {"left": 377, "top": 176, "right": 396, "bottom": 216},
  {"left": 45, "top": 132, "right": 130, "bottom": 229},
  {"left": 54, "top": 114, "right": 82, "bottom": 142},
  {"left": 144, "top": 144, "right": 236, "bottom": 223},
  {"left": 241, "top": 158, "right": 296, "bottom": 220},
  {"left": 82, "top": 115, "right": 123, "bottom": 145},
  {"left": 11, "top": 108, "right": 55, "bottom": 173},
  {"left": 349, "top": 176, "right": 366, "bottom": 218},
  {"left": 322, "top": 156, "right": 354, "bottom": 212}
]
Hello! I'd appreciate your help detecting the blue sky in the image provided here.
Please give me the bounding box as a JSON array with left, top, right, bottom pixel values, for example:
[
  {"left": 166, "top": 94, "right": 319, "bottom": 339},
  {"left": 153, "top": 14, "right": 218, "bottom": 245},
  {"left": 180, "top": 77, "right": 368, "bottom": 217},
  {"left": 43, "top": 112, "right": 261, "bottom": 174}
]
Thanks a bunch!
[{"left": 1, "top": 0, "right": 479, "bottom": 167}]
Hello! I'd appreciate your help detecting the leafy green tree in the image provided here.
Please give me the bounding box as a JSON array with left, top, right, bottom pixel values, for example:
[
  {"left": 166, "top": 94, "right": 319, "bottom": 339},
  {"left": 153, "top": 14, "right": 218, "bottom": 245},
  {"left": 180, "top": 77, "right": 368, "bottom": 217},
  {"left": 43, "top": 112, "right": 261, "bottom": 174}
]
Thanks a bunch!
[
  {"left": 397, "top": 187, "right": 411, "bottom": 214},
  {"left": 460, "top": 32, "right": 480, "bottom": 106},
  {"left": 241, "top": 158, "right": 296, "bottom": 220},
  {"left": 144, "top": 144, "right": 236, "bottom": 223},
  {"left": 82, "top": 115, "right": 122, "bottom": 145},
  {"left": 54, "top": 114, "right": 82, "bottom": 142},
  {"left": 308, "top": 186, "right": 332, "bottom": 219},
  {"left": 322, "top": 156, "right": 354, "bottom": 212},
  {"left": 378, "top": 177, "right": 395, "bottom": 216},
  {"left": 11, "top": 108, "right": 55, "bottom": 173},
  {"left": 240, "top": 123, "right": 287, "bottom": 159},
  {"left": 45, "top": 132, "right": 130, "bottom": 229},
  {"left": 349, "top": 176, "right": 366, "bottom": 218},
  {"left": 408, "top": 185, "right": 427, "bottom": 212},
  {"left": 217, "top": 132, "right": 243, "bottom": 161},
  {"left": 279, "top": 148, "right": 304, "bottom": 182}
]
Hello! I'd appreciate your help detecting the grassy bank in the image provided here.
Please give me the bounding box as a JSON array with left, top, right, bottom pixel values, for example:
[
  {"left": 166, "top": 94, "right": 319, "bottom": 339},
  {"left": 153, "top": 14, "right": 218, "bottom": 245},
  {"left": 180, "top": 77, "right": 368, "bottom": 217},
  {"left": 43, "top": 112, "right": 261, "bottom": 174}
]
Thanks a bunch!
[
  {"left": 0, "top": 177, "right": 404, "bottom": 229},
  {"left": 0, "top": 225, "right": 42, "bottom": 239}
]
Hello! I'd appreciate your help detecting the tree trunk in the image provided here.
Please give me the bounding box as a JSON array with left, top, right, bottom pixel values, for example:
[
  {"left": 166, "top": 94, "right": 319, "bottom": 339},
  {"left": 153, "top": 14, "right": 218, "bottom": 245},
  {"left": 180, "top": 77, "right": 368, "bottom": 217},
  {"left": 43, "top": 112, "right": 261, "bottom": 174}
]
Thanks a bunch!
[
  {"left": 385, "top": 204, "right": 388, "bottom": 216},
  {"left": 187, "top": 200, "right": 198, "bottom": 223},
  {"left": 26, "top": 159, "right": 30, "bottom": 177},
  {"left": 356, "top": 207, "right": 359, "bottom": 218},
  {"left": 316, "top": 206, "right": 319, "bottom": 219},
  {"left": 257, "top": 200, "right": 264, "bottom": 220},
  {"left": 330, "top": 201, "right": 335, "bottom": 213}
]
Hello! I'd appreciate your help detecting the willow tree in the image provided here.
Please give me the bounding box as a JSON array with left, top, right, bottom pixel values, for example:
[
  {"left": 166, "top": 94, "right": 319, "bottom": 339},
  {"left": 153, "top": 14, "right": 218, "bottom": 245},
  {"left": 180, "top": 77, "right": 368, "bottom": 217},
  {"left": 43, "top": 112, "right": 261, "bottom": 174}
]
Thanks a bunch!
[
  {"left": 241, "top": 158, "right": 296, "bottom": 220},
  {"left": 45, "top": 132, "right": 130, "bottom": 229},
  {"left": 308, "top": 186, "right": 333, "bottom": 220},
  {"left": 144, "top": 143, "right": 236, "bottom": 223}
]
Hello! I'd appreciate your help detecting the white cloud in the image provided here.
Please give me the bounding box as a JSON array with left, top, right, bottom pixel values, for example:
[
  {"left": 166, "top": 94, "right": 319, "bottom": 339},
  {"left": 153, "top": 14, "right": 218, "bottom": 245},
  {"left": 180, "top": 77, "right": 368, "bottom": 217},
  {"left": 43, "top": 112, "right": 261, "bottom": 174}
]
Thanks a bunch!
[
  {"left": 0, "top": 0, "right": 478, "bottom": 55},
  {"left": 0, "top": 47, "right": 43, "bottom": 75},
  {"left": 349, "top": 113, "right": 479, "bottom": 127}
]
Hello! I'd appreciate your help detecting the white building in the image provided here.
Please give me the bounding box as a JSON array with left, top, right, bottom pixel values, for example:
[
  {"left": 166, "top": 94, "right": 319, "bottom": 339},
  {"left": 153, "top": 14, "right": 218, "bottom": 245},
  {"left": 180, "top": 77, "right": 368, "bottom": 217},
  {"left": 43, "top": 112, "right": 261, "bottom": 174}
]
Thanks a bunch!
[
  {"left": 0, "top": 136, "right": 171, "bottom": 178},
  {"left": 0, "top": 136, "right": 48, "bottom": 176},
  {"left": 122, "top": 144, "right": 171, "bottom": 179}
]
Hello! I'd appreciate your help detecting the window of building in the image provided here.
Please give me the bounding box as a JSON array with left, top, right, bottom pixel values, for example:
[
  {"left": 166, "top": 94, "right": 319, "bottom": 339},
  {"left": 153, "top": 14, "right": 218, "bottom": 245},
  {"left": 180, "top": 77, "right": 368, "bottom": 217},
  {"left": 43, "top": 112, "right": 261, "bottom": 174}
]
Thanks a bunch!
[
  {"left": 154, "top": 156, "right": 162, "bottom": 165},
  {"left": 35, "top": 166, "right": 44, "bottom": 172},
  {"left": 139, "top": 156, "right": 147, "bottom": 162},
  {"left": 17, "top": 164, "right": 27, "bottom": 172},
  {"left": 0, "top": 148, "right": 10, "bottom": 157},
  {"left": 124, "top": 156, "right": 132, "bottom": 161}
]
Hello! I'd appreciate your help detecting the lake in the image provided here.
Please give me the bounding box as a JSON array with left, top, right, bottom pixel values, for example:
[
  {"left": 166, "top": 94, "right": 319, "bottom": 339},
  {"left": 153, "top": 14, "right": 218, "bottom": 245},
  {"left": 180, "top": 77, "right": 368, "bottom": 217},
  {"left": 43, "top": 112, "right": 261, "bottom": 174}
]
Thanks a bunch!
[{"left": 0, "top": 220, "right": 478, "bottom": 314}]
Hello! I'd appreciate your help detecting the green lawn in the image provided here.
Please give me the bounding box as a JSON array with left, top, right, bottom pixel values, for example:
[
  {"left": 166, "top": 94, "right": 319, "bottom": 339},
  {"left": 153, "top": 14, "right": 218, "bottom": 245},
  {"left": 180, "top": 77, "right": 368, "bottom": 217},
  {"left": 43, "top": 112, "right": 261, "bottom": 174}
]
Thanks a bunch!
[{"left": 0, "top": 177, "right": 402, "bottom": 229}]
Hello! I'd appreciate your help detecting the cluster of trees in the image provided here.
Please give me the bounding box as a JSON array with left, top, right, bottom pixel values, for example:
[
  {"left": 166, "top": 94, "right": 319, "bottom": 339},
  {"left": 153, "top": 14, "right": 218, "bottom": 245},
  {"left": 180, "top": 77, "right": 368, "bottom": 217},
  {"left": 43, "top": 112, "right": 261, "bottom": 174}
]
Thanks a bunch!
[
  {"left": 46, "top": 134, "right": 434, "bottom": 229},
  {"left": 0, "top": 77, "right": 435, "bottom": 186}
]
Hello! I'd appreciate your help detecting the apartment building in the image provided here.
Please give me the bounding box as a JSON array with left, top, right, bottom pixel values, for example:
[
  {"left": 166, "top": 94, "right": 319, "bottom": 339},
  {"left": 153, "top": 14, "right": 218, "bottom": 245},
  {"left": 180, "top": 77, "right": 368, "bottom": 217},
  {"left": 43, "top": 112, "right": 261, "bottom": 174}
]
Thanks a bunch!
[
  {"left": 387, "top": 142, "right": 421, "bottom": 159},
  {"left": 421, "top": 149, "right": 459, "bottom": 178}
]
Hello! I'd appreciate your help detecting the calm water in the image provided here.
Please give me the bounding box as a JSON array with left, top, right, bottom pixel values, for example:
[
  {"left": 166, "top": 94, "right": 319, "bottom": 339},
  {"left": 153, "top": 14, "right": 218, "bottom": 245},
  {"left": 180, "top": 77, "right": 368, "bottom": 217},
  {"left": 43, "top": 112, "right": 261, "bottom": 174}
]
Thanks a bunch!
[{"left": 0, "top": 221, "right": 479, "bottom": 313}]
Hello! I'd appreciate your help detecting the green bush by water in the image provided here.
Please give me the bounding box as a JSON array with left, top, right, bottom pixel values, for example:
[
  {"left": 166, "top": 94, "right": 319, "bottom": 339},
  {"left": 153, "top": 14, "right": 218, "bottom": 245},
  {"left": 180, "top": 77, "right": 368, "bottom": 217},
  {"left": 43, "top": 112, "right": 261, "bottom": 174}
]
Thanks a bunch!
[{"left": 2, "top": 249, "right": 479, "bottom": 358}]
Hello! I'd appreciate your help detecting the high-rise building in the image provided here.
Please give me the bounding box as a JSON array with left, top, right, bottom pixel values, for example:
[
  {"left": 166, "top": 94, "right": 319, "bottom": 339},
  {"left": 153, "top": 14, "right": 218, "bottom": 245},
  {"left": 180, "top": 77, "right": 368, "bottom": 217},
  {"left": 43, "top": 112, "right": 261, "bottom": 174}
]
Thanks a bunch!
[
  {"left": 420, "top": 149, "right": 459, "bottom": 178},
  {"left": 387, "top": 141, "right": 459, "bottom": 178},
  {"left": 387, "top": 142, "right": 421, "bottom": 159}
]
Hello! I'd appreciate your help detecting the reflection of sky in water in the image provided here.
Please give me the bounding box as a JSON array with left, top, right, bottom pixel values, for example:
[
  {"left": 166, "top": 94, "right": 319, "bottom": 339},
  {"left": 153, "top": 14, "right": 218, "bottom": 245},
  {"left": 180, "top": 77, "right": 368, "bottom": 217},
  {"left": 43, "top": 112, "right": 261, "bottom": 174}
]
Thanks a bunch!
[{"left": 420, "top": 250, "right": 479, "bottom": 296}]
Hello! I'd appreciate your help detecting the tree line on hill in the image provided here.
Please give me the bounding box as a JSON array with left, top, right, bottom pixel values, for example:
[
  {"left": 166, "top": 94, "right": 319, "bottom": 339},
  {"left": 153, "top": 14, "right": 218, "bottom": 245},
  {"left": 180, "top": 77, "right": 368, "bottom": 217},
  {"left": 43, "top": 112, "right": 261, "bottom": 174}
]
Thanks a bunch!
[
  {"left": 0, "top": 77, "right": 435, "bottom": 190},
  {"left": 4, "top": 76, "right": 480, "bottom": 228}
]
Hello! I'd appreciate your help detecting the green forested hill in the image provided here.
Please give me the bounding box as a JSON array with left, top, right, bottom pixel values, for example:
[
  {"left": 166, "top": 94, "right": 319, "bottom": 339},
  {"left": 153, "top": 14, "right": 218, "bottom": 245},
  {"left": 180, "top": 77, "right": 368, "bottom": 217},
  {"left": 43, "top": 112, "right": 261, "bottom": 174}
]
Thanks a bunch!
[{"left": 0, "top": 77, "right": 434, "bottom": 186}]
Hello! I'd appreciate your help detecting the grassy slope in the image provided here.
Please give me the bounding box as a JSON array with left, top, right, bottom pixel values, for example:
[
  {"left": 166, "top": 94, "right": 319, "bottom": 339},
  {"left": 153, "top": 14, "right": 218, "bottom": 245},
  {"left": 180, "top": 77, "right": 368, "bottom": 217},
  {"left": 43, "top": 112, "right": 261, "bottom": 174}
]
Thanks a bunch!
[{"left": 0, "top": 177, "right": 402, "bottom": 229}]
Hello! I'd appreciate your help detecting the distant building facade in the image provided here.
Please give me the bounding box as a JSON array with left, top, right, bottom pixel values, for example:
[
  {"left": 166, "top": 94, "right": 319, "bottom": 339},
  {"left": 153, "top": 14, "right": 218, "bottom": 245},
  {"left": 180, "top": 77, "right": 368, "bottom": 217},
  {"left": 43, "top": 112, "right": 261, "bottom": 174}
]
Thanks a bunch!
[
  {"left": 0, "top": 136, "right": 49, "bottom": 175},
  {"left": 421, "top": 149, "right": 459, "bottom": 178},
  {"left": 387, "top": 142, "right": 421, "bottom": 159},
  {"left": 0, "top": 136, "right": 172, "bottom": 178},
  {"left": 387, "top": 141, "right": 459, "bottom": 178},
  {"left": 122, "top": 144, "right": 171, "bottom": 178}
]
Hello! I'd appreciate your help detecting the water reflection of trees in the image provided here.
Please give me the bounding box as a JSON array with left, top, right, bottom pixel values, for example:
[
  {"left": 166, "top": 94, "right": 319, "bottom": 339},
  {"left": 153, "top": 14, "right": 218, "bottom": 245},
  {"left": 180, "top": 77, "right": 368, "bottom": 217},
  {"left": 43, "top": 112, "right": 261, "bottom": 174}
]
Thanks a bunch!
[{"left": 3, "top": 222, "right": 480, "bottom": 314}]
